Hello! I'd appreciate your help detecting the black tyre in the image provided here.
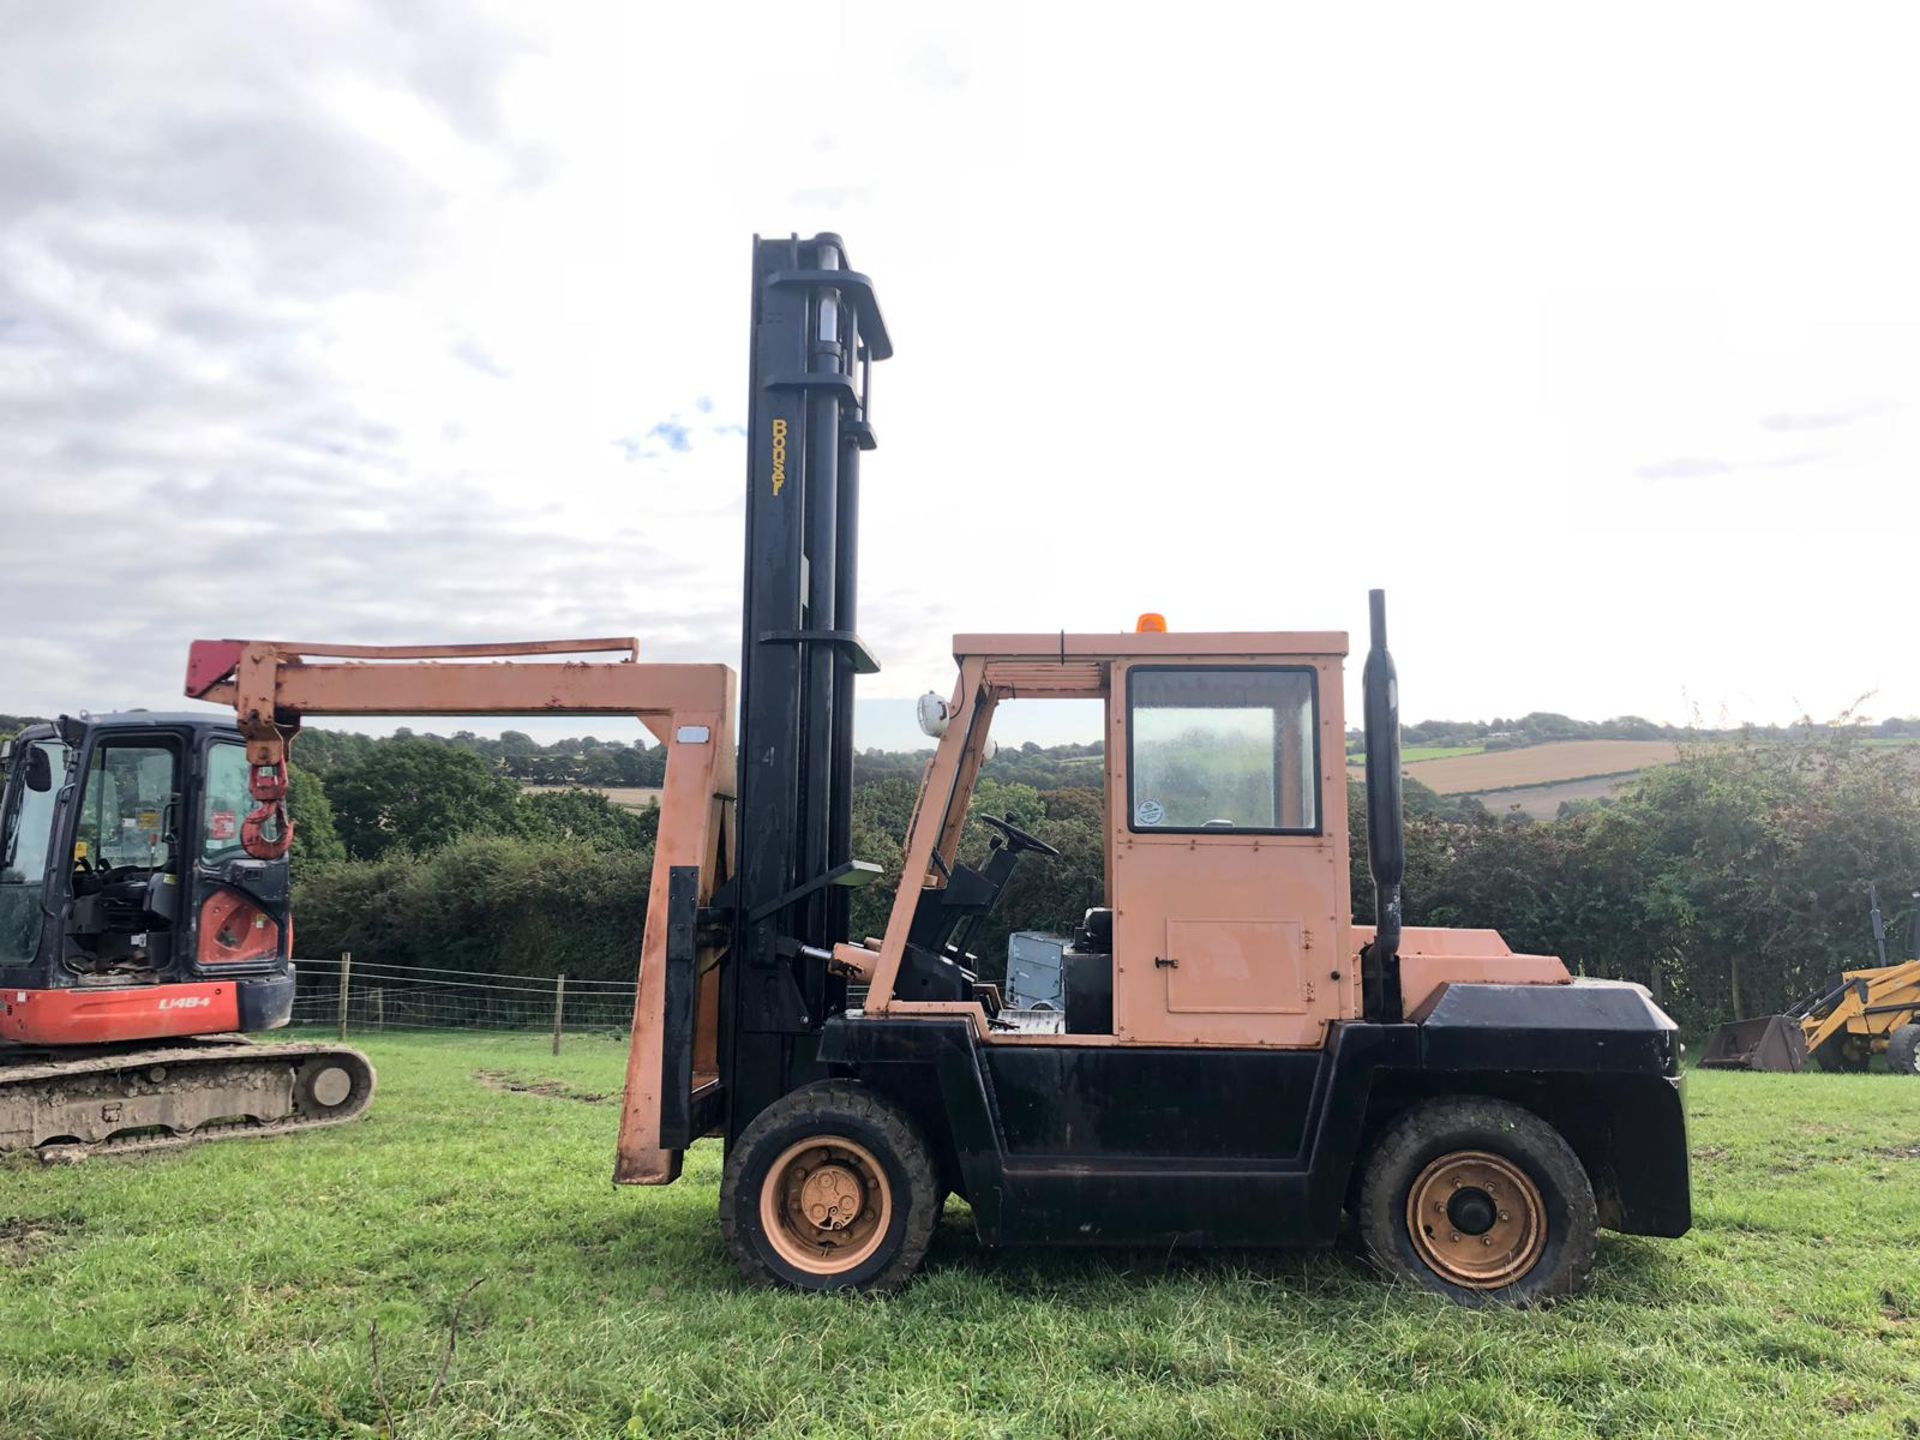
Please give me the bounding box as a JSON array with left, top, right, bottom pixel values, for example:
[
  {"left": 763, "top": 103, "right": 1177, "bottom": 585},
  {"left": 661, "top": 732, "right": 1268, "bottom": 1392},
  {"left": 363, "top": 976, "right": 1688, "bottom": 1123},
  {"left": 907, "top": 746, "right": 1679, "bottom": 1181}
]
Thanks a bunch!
[
  {"left": 720, "top": 1081, "right": 938, "bottom": 1294},
  {"left": 1887, "top": 1024, "right": 1920, "bottom": 1077},
  {"left": 1814, "top": 1035, "right": 1872, "bottom": 1072},
  {"left": 1358, "top": 1096, "right": 1597, "bottom": 1307}
]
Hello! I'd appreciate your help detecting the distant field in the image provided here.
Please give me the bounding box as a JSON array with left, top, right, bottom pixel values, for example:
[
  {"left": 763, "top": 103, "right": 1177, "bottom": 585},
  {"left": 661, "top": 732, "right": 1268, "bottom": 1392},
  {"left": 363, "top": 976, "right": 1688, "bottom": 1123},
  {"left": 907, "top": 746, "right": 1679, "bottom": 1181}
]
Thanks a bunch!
[
  {"left": 1358, "top": 739, "right": 1685, "bottom": 796},
  {"left": 521, "top": 784, "right": 660, "bottom": 811},
  {"left": 1343, "top": 740, "right": 1681, "bottom": 795},
  {"left": 1476, "top": 773, "right": 1648, "bottom": 819},
  {"left": 1347, "top": 744, "right": 1486, "bottom": 765}
]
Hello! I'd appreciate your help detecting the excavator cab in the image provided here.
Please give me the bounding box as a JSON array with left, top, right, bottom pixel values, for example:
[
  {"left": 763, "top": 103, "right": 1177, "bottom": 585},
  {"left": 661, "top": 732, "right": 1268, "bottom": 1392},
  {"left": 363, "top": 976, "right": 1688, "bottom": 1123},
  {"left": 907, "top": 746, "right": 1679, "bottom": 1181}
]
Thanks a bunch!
[
  {"left": 0, "top": 714, "right": 370, "bottom": 1156},
  {"left": 1, "top": 714, "right": 291, "bottom": 1002}
]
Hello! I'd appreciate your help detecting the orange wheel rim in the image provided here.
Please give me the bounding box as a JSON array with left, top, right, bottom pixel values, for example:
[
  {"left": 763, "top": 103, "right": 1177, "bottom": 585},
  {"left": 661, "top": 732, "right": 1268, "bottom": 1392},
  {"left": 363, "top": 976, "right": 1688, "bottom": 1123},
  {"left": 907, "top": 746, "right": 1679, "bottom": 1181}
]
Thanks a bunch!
[
  {"left": 1406, "top": 1149, "right": 1547, "bottom": 1289},
  {"left": 759, "top": 1136, "right": 893, "bottom": 1276}
]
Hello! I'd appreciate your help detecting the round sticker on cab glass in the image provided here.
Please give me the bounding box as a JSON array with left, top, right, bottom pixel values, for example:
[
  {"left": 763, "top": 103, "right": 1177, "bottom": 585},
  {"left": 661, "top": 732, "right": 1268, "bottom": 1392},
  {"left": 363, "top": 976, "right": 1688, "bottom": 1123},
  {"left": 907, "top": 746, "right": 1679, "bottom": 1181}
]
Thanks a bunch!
[{"left": 1135, "top": 798, "right": 1165, "bottom": 826}]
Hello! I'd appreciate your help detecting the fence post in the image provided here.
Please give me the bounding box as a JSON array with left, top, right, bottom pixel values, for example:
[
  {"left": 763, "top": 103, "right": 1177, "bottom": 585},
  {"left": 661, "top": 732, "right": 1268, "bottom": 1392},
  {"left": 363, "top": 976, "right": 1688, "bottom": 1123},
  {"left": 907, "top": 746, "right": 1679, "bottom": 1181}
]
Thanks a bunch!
[
  {"left": 552, "top": 972, "right": 567, "bottom": 1056},
  {"left": 336, "top": 951, "right": 352, "bottom": 1041},
  {"left": 371, "top": 987, "right": 385, "bottom": 1031}
]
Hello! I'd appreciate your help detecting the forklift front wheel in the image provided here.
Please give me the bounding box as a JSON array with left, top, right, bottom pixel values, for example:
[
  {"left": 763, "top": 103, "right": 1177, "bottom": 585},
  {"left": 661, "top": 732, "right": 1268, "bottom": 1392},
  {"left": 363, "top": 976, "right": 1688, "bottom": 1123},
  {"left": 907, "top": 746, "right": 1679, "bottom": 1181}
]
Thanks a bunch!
[
  {"left": 1358, "top": 1097, "right": 1596, "bottom": 1307},
  {"left": 720, "top": 1081, "right": 938, "bottom": 1294}
]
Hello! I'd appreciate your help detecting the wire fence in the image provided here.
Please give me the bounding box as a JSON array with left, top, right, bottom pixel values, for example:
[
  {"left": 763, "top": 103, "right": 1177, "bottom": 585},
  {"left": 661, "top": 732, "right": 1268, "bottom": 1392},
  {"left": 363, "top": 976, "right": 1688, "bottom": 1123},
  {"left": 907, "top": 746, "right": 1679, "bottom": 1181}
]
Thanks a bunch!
[{"left": 292, "top": 953, "right": 638, "bottom": 1047}]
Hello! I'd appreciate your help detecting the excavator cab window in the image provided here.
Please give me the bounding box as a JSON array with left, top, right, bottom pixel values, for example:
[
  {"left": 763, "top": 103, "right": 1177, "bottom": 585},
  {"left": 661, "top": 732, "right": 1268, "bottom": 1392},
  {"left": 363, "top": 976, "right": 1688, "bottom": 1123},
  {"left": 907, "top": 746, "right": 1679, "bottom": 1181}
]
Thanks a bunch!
[
  {"left": 64, "top": 737, "right": 184, "bottom": 973},
  {"left": 199, "top": 742, "right": 250, "bottom": 863},
  {"left": 0, "top": 738, "right": 71, "bottom": 966},
  {"left": 75, "top": 742, "right": 179, "bottom": 873}
]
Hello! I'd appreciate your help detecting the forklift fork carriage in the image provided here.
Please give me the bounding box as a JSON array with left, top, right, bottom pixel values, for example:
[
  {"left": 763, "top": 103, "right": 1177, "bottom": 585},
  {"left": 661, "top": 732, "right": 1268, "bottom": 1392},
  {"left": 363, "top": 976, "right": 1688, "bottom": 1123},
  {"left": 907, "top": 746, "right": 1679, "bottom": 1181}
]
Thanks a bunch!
[{"left": 184, "top": 234, "right": 1690, "bottom": 1300}]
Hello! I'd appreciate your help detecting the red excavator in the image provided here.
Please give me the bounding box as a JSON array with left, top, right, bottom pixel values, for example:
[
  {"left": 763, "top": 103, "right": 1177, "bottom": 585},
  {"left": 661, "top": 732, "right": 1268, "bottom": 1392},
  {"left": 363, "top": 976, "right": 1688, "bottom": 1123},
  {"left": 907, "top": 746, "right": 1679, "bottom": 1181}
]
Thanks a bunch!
[{"left": 0, "top": 712, "right": 372, "bottom": 1156}]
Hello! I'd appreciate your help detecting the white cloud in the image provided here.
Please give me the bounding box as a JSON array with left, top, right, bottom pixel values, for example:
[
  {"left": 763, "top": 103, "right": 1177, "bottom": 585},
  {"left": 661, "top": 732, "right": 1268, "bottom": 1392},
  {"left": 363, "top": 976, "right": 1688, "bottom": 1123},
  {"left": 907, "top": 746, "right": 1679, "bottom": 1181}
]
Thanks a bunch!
[{"left": 3, "top": 2, "right": 1919, "bottom": 748}]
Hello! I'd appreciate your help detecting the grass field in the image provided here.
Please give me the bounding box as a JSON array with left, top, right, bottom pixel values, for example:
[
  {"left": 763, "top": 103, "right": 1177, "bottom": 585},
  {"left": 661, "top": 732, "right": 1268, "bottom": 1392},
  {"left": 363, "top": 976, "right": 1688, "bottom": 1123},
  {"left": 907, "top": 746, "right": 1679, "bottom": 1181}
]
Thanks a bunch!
[{"left": 5, "top": 1032, "right": 1918, "bottom": 1439}]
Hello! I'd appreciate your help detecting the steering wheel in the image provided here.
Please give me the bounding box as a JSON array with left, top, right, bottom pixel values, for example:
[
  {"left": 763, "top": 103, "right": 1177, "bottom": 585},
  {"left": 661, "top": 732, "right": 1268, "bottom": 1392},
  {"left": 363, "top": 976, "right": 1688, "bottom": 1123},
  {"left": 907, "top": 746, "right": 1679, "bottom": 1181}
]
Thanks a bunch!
[{"left": 979, "top": 813, "right": 1060, "bottom": 858}]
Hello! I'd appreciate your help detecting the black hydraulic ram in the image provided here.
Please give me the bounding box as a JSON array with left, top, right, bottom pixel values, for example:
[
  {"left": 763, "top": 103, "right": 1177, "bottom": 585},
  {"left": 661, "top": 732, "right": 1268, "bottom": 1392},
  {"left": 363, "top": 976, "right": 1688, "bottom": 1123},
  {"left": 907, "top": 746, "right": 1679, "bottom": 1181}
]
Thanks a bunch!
[{"left": 1361, "top": 588, "right": 1406, "bottom": 1022}]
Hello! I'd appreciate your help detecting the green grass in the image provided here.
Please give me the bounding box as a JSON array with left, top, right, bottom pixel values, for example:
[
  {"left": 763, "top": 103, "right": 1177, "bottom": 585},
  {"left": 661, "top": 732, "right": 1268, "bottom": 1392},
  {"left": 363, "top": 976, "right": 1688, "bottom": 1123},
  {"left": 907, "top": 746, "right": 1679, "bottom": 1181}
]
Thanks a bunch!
[{"left": 4, "top": 1033, "right": 1918, "bottom": 1439}]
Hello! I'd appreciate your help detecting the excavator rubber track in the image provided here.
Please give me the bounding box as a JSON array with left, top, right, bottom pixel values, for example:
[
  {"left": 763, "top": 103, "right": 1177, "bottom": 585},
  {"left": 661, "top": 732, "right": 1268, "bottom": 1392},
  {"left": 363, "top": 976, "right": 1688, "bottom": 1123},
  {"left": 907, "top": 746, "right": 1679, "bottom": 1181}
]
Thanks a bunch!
[{"left": 0, "top": 1037, "right": 376, "bottom": 1161}]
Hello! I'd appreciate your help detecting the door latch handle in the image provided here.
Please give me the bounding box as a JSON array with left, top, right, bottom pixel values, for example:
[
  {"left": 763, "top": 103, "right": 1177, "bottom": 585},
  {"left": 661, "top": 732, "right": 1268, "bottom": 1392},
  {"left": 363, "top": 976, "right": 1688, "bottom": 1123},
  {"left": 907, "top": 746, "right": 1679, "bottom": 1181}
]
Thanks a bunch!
[{"left": 1154, "top": 955, "right": 1178, "bottom": 969}]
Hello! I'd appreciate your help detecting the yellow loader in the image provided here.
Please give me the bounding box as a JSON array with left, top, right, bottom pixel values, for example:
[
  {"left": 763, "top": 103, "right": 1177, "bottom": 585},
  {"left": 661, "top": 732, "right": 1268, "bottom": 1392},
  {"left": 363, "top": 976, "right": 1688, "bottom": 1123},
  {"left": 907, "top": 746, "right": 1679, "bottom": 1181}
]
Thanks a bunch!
[{"left": 1703, "top": 886, "right": 1920, "bottom": 1075}]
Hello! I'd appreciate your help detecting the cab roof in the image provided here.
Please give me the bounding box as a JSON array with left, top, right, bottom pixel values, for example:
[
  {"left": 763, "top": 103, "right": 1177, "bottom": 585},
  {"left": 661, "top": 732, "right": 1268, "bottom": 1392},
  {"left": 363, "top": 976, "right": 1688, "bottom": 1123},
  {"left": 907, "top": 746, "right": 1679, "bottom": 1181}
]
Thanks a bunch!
[
  {"left": 56, "top": 711, "right": 239, "bottom": 733},
  {"left": 953, "top": 631, "right": 1349, "bottom": 660}
]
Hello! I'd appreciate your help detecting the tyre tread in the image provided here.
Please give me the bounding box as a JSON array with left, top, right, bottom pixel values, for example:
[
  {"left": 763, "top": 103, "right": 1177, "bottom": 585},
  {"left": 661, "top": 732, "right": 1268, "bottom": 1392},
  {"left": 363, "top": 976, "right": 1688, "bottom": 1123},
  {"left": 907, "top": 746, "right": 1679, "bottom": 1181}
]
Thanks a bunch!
[
  {"left": 719, "top": 1080, "right": 937, "bottom": 1294},
  {"left": 1888, "top": 1023, "right": 1920, "bottom": 1077},
  {"left": 1358, "top": 1095, "right": 1597, "bottom": 1307}
]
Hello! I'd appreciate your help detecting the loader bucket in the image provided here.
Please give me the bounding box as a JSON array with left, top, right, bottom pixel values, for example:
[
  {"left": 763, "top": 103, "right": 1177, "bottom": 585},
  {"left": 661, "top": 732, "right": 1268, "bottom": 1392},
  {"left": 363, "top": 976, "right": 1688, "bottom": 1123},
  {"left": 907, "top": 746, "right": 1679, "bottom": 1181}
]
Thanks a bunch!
[{"left": 1699, "top": 1015, "right": 1808, "bottom": 1072}]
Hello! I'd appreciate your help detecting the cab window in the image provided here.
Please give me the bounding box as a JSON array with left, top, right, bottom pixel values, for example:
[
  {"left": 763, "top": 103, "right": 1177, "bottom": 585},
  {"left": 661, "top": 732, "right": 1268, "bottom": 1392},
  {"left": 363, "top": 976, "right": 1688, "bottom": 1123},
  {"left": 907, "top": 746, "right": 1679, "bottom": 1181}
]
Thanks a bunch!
[
  {"left": 1127, "top": 668, "right": 1319, "bottom": 833},
  {"left": 201, "top": 743, "right": 250, "bottom": 863},
  {"left": 75, "top": 741, "right": 180, "bottom": 871},
  {"left": 0, "top": 739, "right": 70, "bottom": 965}
]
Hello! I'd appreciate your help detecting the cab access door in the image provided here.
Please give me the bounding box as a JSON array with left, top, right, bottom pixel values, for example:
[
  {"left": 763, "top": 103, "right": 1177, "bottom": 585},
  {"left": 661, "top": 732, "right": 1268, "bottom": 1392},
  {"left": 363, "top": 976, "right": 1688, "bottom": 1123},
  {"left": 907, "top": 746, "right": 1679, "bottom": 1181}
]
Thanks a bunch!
[{"left": 1107, "top": 661, "right": 1352, "bottom": 1048}]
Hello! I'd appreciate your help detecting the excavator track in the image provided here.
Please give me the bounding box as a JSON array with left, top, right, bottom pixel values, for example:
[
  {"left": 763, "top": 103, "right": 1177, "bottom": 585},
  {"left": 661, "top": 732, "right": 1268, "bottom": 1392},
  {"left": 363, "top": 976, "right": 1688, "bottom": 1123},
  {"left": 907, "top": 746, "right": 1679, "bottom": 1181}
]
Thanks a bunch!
[{"left": 0, "top": 1037, "right": 376, "bottom": 1161}]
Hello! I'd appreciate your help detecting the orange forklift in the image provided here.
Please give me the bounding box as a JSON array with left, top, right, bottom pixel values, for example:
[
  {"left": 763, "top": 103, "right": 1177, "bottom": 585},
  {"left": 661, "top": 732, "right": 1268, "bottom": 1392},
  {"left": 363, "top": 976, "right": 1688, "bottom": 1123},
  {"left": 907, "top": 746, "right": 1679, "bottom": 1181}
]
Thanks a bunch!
[{"left": 185, "top": 234, "right": 1689, "bottom": 1304}]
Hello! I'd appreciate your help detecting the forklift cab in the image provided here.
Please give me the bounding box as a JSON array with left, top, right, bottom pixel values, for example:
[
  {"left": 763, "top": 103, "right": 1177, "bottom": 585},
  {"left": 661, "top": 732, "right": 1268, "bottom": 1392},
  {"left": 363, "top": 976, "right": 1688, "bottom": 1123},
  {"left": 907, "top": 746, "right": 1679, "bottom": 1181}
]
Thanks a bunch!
[{"left": 852, "top": 628, "right": 1356, "bottom": 1051}]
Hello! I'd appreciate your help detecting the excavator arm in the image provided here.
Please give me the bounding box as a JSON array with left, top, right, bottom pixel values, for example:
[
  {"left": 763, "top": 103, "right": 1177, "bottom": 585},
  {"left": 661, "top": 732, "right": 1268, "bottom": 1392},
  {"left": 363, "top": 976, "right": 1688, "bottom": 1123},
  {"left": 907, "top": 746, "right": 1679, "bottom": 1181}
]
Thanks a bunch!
[{"left": 185, "top": 636, "right": 737, "bottom": 1185}]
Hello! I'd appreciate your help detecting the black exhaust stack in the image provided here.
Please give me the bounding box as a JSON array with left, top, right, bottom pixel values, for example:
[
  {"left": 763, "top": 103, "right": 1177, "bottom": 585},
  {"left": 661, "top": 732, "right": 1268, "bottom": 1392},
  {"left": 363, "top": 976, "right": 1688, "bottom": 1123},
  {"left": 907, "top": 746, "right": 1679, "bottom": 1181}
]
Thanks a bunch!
[{"left": 1361, "top": 589, "right": 1405, "bottom": 1023}]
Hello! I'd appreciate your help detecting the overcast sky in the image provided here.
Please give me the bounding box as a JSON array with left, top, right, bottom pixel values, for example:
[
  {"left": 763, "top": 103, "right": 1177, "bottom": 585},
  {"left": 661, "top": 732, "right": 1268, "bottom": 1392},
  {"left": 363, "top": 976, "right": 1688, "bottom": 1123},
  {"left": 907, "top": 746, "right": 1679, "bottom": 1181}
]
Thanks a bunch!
[{"left": 4, "top": 4, "right": 1918, "bottom": 751}]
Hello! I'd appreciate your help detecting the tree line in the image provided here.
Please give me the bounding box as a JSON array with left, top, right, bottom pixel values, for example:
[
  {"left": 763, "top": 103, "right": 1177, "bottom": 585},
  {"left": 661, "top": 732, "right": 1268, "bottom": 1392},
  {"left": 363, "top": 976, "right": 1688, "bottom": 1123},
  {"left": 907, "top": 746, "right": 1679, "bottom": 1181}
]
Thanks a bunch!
[
  {"left": 8, "top": 710, "right": 1919, "bottom": 1034},
  {"left": 277, "top": 725, "right": 1920, "bottom": 1037},
  {"left": 1352, "top": 709, "right": 1920, "bottom": 753}
]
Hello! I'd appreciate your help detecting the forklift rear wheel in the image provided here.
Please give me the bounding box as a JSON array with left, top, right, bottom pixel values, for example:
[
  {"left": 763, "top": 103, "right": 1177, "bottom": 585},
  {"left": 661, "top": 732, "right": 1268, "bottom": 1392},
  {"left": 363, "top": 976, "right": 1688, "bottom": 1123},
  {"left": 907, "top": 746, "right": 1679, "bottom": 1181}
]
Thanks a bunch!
[
  {"left": 1888, "top": 1024, "right": 1920, "bottom": 1076},
  {"left": 720, "top": 1081, "right": 937, "bottom": 1294},
  {"left": 1814, "top": 1036, "right": 1872, "bottom": 1073},
  {"left": 1358, "top": 1097, "right": 1596, "bottom": 1307}
]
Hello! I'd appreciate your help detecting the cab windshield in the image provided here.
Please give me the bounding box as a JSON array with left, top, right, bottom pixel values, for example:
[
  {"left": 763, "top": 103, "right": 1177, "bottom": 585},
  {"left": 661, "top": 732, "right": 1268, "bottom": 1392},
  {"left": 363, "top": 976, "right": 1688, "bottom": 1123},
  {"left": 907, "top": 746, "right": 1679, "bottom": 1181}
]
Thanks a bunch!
[
  {"left": 0, "top": 739, "right": 70, "bottom": 965},
  {"left": 75, "top": 742, "right": 177, "bottom": 872}
]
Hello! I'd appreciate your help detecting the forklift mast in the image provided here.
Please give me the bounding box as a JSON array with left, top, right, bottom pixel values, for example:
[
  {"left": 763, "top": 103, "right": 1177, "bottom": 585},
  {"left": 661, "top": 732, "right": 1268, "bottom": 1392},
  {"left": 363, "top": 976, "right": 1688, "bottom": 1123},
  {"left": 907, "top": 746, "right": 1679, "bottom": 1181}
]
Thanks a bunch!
[
  {"left": 728, "top": 235, "right": 890, "bottom": 1135},
  {"left": 179, "top": 235, "right": 889, "bottom": 1172}
]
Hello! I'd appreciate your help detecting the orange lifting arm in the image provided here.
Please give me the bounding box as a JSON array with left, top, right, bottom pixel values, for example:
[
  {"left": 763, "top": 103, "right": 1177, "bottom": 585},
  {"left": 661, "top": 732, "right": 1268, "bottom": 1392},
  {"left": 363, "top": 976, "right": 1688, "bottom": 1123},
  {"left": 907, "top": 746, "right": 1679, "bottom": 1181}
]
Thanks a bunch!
[{"left": 184, "top": 635, "right": 738, "bottom": 1186}]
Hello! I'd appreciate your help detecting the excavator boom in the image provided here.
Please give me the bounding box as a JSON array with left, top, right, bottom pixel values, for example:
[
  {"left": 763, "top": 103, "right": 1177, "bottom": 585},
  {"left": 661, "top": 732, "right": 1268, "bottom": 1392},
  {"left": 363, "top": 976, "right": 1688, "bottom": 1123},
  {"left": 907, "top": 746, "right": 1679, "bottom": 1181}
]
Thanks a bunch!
[{"left": 183, "top": 636, "right": 738, "bottom": 1184}]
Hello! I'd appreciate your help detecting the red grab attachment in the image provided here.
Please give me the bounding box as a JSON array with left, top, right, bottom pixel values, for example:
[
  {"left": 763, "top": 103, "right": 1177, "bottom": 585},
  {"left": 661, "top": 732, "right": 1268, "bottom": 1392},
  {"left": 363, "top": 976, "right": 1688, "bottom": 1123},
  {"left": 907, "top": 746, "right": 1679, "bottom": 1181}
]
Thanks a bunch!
[{"left": 242, "top": 761, "right": 295, "bottom": 861}]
